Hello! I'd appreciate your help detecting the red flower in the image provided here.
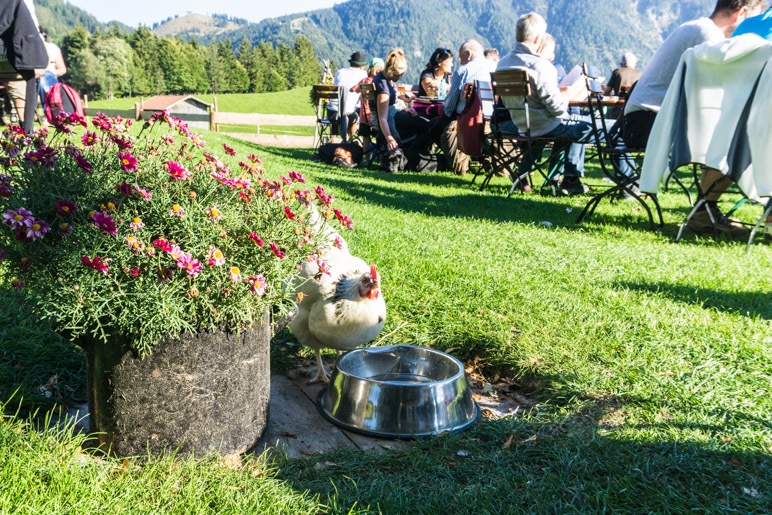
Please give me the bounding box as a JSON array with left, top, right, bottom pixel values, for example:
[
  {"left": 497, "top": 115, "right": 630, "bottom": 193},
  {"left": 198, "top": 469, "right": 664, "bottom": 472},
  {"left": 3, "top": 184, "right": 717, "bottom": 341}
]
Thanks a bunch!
[
  {"left": 81, "top": 255, "right": 110, "bottom": 276},
  {"left": 269, "top": 242, "right": 285, "bottom": 259},
  {"left": 283, "top": 206, "right": 296, "bottom": 220},
  {"left": 90, "top": 212, "right": 117, "bottom": 236},
  {"left": 249, "top": 232, "right": 264, "bottom": 248}
]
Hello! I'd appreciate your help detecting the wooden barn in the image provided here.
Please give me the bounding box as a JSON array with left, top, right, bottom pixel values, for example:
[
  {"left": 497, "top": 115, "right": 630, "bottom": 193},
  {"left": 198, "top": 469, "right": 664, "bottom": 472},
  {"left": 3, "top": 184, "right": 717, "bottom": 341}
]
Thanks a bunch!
[{"left": 140, "top": 95, "right": 211, "bottom": 130}]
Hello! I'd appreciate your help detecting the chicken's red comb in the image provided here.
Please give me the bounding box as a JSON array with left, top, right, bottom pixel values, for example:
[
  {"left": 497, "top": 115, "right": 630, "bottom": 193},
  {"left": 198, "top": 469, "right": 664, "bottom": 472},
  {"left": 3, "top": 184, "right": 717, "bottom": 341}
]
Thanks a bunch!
[{"left": 370, "top": 264, "right": 378, "bottom": 282}]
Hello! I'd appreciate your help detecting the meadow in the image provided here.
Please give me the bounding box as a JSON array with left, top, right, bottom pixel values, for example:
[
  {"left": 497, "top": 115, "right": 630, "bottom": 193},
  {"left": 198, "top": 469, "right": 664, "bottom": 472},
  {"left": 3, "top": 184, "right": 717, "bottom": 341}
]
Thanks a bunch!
[{"left": 1, "top": 90, "right": 770, "bottom": 512}]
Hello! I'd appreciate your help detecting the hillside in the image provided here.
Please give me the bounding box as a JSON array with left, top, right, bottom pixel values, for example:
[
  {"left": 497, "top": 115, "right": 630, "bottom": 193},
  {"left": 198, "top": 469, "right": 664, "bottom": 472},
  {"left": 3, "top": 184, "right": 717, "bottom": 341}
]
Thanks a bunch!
[
  {"left": 35, "top": 0, "right": 110, "bottom": 40},
  {"left": 215, "top": 0, "right": 715, "bottom": 78},
  {"left": 151, "top": 13, "right": 247, "bottom": 38}
]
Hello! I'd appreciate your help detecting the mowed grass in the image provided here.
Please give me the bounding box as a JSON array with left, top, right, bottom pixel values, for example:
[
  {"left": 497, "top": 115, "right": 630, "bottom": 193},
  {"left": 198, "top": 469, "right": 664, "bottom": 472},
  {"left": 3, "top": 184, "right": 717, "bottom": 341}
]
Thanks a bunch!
[{"left": 1, "top": 131, "right": 770, "bottom": 513}]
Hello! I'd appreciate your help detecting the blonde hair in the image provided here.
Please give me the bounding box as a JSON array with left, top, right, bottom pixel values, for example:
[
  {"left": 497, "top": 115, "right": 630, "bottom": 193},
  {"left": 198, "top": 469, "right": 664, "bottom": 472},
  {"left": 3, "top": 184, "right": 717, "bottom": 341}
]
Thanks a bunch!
[
  {"left": 536, "top": 33, "right": 556, "bottom": 62},
  {"left": 384, "top": 48, "right": 408, "bottom": 76}
]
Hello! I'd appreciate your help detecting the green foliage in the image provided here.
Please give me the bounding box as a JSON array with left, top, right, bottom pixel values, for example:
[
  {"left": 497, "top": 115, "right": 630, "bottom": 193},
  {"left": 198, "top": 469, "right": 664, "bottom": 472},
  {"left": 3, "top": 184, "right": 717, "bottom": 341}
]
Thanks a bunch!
[{"left": 0, "top": 115, "right": 351, "bottom": 354}]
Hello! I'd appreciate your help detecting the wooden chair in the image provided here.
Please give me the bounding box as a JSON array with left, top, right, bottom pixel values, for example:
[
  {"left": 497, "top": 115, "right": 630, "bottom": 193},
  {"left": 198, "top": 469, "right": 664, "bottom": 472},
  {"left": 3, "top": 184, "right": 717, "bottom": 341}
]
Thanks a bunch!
[
  {"left": 357, "top": 82, "right": 383, "bottom": 167},
  {"left": 576, "top": 63, "right": 663, "bottom": 231},
  {"left": 490, "top": 69, "right": 572, "bottom": 196},
  {"left": 311, "top": 84, "right": 339, "bottom": 149}
]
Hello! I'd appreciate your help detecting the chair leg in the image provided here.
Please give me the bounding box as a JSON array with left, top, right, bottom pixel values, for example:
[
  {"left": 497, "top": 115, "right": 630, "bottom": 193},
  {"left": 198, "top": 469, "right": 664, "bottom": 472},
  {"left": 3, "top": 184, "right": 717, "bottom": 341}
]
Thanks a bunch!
[{"left": 745, "top": 200, "right": 772, "bottom": 253}]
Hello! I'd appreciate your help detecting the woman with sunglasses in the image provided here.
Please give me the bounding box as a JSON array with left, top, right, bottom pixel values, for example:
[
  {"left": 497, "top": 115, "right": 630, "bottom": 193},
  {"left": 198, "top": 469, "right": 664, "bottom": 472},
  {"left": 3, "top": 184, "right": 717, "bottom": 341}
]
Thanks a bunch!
[{"left": 418, "top": 47, "right": 454, "bottom": 99}]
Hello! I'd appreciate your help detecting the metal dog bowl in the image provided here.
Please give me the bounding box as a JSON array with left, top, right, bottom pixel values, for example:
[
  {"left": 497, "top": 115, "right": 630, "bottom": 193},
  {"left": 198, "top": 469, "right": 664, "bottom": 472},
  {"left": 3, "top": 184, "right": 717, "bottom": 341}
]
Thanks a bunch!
[{"left": 317, "top": 345, "right": 479, "bottom": 438}]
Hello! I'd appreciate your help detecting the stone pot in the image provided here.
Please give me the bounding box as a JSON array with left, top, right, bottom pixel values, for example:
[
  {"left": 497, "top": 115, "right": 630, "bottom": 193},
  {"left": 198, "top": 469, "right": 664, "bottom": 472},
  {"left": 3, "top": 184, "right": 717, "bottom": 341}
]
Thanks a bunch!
[{"left": 78, "top": 311, "right": 270, "bottom": 457}]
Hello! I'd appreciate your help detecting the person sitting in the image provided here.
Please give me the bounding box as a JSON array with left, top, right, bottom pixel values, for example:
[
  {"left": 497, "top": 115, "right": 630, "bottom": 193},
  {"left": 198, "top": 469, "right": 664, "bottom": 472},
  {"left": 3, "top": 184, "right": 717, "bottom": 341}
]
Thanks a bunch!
[
  {"left": 374, "top": 48, "right": 429, "bottom": 155},
  {"left": 327, "top": 51, "right": 368, "bottom": 142},
  {"left": 436, "top": 39, "right": 492, "bottom": 175},
  {"left": 604, "top": 52, "right": 641, "bottom": 97},
  {"left": 624, "top": 0, "right": 765, "bottom": 235},
  {"left": 350, "top": 57, "right": 385, "bottom": 155},
  {"left": 484, "top": 47, "right": 500, "bottom": 73},
  {"left": 418, "top": 48, "right": 453, "bottom": 99},
  {"left": 38, "top": 26, "right": 66, "bottom": 108},
  {"left": 496, "top": 13, "right": 599, "bottom": 195}
]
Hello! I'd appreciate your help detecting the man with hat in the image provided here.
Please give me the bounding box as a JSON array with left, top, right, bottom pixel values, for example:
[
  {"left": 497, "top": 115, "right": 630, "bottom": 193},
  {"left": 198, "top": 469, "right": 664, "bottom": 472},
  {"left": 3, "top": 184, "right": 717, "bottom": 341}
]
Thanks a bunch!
[{"left": 327, "top": 51, "right": 369, "bottom": 141}]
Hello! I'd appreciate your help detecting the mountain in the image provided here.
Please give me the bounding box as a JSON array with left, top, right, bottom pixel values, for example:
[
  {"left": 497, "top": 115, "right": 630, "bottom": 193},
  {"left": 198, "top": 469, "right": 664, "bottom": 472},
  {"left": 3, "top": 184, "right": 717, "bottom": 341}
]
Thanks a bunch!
[
  {"left": 35, "top": 0, "right": 116, "bottom": 39},
  {"left": 151, "top": 13, "right": 248, "bottom": 38},
  {"left": 212, "top": 0, "right": 716, "bottom": 79}
]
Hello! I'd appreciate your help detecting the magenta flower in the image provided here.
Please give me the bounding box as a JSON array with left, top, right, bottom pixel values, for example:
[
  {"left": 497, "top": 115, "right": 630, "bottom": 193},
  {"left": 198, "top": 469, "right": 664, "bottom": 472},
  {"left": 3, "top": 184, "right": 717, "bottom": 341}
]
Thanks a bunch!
[
  {"left": 206, "top": 247, "right": 226, "bottom": 266},
  {"left": 74, "top": 154, "right": 93, "bottom": 174},
  {"left": 222, "top": 143, "right": 236, "bottom": 156},
  {"left": 81, "top": 255, "right": 110, "bottom": 276},
  {"left": 3, "top": 207, "right": 34, "bottom": 229},
  {"left": 283, "top": 206, "right": 296, "bottom": 221},
  {"left": 134, "top": 185, "right": 152, "bottom": 200},
  {"left": 152, "top": 237, "right": 172, "bottom": 252},
  {"left": 90, "top": 212, "right": 117, "bottom": 236},
  {"left": 26, "top": 219, "right": 50, "bottom": 240},
  {"left": 249, "top": 232, "right": 264, "bottom": 248},
  {"left": 55, "top": 199, "right": 77, "bottom": 217},
  {"left": 81, "top": 131, "right": 98, "bottom": 146},
  {"left": 165, "top": 160, "right": 191, "bottom": 181},
  {"left": 269, "top": 242, "right": 285, "bottom": 260},
  {"left": 117, "top": 151, "right": 138, "bottom": 172},
  {"left": 288, "top": 171, "right": 306, "bottom": 183},
  {"left": 334, "top": 236, "right": 345, "bottom": 249},
  {"left": 334, "top": 208, "right": 354, "bottom": 230},
  {"left": 244, "top": 274, "right": 267, "bottom": 295},
  {"left": 0, "top": 174, "right": 14, "bottom": 198},
  {"left": 315, "top": 186, "right": 334, "bottom": 206}
]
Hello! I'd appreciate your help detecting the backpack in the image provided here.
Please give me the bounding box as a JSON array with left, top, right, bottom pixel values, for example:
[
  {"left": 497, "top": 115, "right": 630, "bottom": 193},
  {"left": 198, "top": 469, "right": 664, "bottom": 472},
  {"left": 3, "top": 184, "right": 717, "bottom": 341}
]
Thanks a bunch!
[
  {"left": 456, "top": 82, "right": 485, "bottom": 157},
  {"left": 317, "top": 141, "right": 363, "bottom": 167},
  {"left": 44, "top": 83, "right": 85, "bottom": 123}
]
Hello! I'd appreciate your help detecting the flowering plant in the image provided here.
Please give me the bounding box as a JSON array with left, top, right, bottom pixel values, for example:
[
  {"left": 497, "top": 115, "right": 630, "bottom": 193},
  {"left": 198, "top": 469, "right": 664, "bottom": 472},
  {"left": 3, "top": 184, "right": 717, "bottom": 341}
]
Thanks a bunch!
[{"left": 0, "top": 112, "right": 352, "bottom": 355}]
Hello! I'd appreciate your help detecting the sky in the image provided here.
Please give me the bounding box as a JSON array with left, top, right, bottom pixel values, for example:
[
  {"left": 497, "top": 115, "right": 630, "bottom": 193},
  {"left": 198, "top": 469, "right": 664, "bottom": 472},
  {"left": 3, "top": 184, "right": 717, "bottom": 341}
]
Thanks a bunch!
[{"left": 63, "top": 0, "right": 342, "bottom": 27}]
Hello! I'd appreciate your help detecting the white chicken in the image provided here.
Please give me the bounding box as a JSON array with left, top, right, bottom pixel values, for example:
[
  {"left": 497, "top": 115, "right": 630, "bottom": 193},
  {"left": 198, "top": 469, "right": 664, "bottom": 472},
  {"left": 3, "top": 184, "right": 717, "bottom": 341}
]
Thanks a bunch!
[{"left": 289, "top": 243, "right": 386, "bottom": 383}]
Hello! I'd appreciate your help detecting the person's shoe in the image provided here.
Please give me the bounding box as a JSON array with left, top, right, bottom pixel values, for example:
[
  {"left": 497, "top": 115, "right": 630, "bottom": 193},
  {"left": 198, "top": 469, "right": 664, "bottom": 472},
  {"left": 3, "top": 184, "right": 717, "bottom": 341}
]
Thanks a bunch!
[
  {"left": 620, "top": 183, "right": 642, "bottom": 201},
  {"left": 560, "top": 177, "right": 589, "bottom": 196},
  {"left": 686, "top": 204, "right": 750, "bottom": 237}
]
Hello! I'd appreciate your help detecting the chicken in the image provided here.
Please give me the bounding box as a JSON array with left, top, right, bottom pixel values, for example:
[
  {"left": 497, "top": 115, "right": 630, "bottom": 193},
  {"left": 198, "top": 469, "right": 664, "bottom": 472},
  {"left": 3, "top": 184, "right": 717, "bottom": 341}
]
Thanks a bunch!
[{"left": 289, "top": 244, "right": 386, "bottom": 383}]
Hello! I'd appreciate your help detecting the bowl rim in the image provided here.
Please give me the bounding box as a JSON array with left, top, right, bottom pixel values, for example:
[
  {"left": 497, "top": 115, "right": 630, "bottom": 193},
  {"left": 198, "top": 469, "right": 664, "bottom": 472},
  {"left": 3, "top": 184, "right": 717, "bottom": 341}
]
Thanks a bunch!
[{"left": 334, "top": 344, "right": 465, "bottom": 386}]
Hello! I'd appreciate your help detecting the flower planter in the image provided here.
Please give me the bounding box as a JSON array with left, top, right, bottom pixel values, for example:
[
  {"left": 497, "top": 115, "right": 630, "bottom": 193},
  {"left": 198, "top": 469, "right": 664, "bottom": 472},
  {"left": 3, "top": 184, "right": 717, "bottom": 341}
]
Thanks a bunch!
[{"left": 79, "top": 311, "right": 270, "bottom": 457}]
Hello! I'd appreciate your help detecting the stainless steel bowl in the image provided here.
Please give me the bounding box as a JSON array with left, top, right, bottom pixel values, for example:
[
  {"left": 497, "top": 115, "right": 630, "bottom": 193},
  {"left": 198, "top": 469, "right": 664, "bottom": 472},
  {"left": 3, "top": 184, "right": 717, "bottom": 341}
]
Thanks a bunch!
[{"left": 317, "top": 345, "right": 479, "bottom": 438}]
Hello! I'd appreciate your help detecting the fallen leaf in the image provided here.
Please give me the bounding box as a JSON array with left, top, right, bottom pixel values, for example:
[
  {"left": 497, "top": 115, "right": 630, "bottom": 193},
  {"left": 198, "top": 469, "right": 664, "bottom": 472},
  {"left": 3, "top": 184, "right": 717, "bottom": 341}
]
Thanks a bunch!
[
  {"left": 516, "top": 435, "right": 537, "bottom": 446},
  {"left": 502, "top": 434, "right": 514, "bottom": 449}
]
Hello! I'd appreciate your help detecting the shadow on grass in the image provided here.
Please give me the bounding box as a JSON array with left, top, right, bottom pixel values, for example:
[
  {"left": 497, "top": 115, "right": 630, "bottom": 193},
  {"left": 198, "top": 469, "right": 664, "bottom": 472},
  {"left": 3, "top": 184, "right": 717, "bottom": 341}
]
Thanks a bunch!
[
  {"left": 277, "top": 395, "right": 771, "bottom": 513},
  {"left": 616, "top": 280, "right": 772, "bottom": 320}
]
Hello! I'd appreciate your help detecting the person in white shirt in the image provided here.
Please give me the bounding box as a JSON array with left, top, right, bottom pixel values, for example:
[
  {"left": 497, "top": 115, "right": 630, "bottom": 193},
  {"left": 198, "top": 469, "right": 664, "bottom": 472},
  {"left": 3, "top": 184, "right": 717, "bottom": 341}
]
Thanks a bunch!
[{"left": 327, "top": 51, "right": 368, "bottom": 142}]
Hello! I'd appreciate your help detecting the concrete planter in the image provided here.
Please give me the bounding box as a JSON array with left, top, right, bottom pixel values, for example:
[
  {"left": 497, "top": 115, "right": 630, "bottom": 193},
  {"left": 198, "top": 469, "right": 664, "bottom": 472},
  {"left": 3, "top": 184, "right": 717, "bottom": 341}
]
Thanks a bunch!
[{"left": 78, "top": 311, "right": 270, "bottom": 457}]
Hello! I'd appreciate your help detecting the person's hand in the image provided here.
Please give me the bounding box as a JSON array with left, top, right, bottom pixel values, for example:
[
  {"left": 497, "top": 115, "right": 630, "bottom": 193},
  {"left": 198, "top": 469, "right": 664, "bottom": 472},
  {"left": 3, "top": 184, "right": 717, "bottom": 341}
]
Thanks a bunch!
[
  {"left": 386, "top": 135, "right": 399, "bottom": 152},
  {"left": 406, "top": 107, "right": 417, "bottom": 117}
]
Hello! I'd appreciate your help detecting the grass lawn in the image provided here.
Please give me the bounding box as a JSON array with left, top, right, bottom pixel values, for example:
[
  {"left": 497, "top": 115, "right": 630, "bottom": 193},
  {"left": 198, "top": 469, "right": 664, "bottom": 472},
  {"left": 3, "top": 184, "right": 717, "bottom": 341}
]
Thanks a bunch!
[{"left": 1, "top": 131, "right": 770, "bottom": 513}]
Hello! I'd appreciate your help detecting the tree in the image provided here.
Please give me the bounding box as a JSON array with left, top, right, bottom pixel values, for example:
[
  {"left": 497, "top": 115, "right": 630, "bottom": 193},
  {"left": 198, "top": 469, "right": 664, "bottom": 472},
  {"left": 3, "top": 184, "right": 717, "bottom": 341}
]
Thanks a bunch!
[
  {"left": 91, "top": 37, "right": 134, "bottom": 98},
  {"left": 293, "top": 36, "right": 320, "bottom": 88}
]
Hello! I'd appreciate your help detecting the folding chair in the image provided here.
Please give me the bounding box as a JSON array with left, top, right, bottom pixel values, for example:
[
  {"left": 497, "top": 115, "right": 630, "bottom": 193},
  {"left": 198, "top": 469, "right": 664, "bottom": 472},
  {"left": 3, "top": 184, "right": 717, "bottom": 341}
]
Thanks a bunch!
[
  {"left": 490, "top": 69, "right": 572, "bottom": 197},
  {"left": 577, "top": 64, "right": 664, "bottom": 231},
  {"left": 311, "top": 84, "right": 339, "bottom": 150},
  {"left": 457, "top": 81, "right": 497, "bottom": 186},
  {"left": 357, "top": 82, "right": 383, "bottom": 168}
]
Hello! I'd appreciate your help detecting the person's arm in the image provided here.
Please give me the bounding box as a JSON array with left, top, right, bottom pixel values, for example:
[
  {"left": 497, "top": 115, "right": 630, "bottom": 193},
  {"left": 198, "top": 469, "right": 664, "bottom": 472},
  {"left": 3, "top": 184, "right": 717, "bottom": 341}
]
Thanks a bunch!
[
  {"left": 52, "top": 47, "right": 66, "bottom": 77},
  {"left": 443, "top": 69, "right": 463, "bottom": 116},
  {"left": 420, "top": 74, "right": 439, "bottom": 96},
  {"left": 376, "top": 93, "right": 398, "bottom": 151}
]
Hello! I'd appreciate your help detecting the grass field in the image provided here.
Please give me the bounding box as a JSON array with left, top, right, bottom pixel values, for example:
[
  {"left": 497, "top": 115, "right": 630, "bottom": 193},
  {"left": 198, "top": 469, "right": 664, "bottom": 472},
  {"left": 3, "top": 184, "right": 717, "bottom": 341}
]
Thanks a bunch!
[{"left": 1, "top": 129, "right": 770, "bottom": 513}]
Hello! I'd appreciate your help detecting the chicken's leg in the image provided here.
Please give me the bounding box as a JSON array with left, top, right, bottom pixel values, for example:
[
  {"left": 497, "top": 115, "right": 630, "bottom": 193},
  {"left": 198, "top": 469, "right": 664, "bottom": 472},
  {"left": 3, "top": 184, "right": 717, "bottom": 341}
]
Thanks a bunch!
[{"left": 308, "top": 349, "right": 330, "bottom": 384}]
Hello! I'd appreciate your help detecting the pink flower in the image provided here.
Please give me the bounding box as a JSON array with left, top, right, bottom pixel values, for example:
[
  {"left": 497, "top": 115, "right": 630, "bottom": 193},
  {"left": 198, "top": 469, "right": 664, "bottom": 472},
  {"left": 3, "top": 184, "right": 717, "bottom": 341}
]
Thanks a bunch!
[
  {"left": 165, "top": 160, "right": 192, "bottom": 180},
  {"left": 222, "top": 143, "right": 236, "bottom": 156},
  {"left": 334, "top": 236, "right": 344, "bottom": 249},
  {"left": 168, "top": 245, "right": 184, "bottom": 262},
  {"left": 75, "top": 154, "right": 93, "bottom": 173},
  {"left": 334, "top": 208, "right": 354, "bottom": 230},
  {"left": 55, "top": 199, "right": 77, "bottom": 217},
  {"left": 90, "top": 212, "right": 117, "bottom": 236},
  {"left": 169, "top": 204, "right": 184, "bottom": 217},
  {"left": 269, "top": 242, "right": 285, "bottom": 259},
  {"left": 283, "top": 206, "right": 296, "bottom": 220},
  {"left": 81, "top": 255, "right": 110, "bottom": 276},
  {"left": 315, "top": 186, "right": 334, "bottom": 206},
  {"left": 246, "top": 153, "right": 262, "bottom": 164},
  {"left": 206, "top": 247, "right": 226, "bottom": 266},
  {"left": 126, "top": 267, "right": 140, "bottom": 277},
  {"left": 81, "top": 131, "right": 98, "bottom": 146},
  {"left": 228, "top": 266, "right": 242, "bottom": 283},
  {"left": 206, "top": 206, "right": 222, "bottom": 222},
  {"left": 129, "top": 217, "right": 145, "bottom": 232},
  {"left": 244, "top": 274, "right": 267, "bottom": 295},
  {"left": 26, "top": 219, "right": 50, "bottom": 240},
  {"left": 134, "top": 185, "right": 152, "bottom": 200},
  {"left": 249, "top": 232, "right": 264, "bottom": 248},
  {"left": 117, "top": 151, "right": 138, "bottom": 172},
  {"left": 3, "top": 208, "right": 34, "bottom": 229},
  {"left": 177, "top": 253, "right": 202, "bottom": 277},
  {"left": 124, "top": 235, "right": 145, "bottom": 254}
]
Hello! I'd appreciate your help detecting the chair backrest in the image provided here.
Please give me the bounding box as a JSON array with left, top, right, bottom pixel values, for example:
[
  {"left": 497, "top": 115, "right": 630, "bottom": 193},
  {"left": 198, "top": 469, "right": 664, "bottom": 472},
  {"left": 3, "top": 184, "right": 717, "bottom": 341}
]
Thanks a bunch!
[
  {"left": 475, "top": 80, "right": 495, "bottom": 120},
  {"left": 581, "top": 62, "right": 616, "bottom": 149},
  {"left": 490, "top": 68, "right": 531, "bottom": 134},
  {"left": 311, "top": 84, "right": 339, "bottom": 118},
  {"left": 359, "top": 83, "right": 376, "bottom": 126}
]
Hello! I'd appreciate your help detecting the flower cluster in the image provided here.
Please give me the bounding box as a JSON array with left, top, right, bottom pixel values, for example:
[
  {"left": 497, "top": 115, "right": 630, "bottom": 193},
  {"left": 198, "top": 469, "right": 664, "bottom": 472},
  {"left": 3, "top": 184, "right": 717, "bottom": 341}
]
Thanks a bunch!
[{"left": 0, "top": 112, "right": 351, "bottom": 354}]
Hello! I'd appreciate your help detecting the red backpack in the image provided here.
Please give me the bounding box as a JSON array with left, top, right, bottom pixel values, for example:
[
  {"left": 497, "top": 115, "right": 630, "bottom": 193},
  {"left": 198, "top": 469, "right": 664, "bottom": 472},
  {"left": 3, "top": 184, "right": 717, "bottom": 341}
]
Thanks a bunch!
[
  {"left": 456, "top": 82, "right": 485, "bottom": 157},
  {"left": 44, "top": 83, "right": 85, "bottom": 123}
]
